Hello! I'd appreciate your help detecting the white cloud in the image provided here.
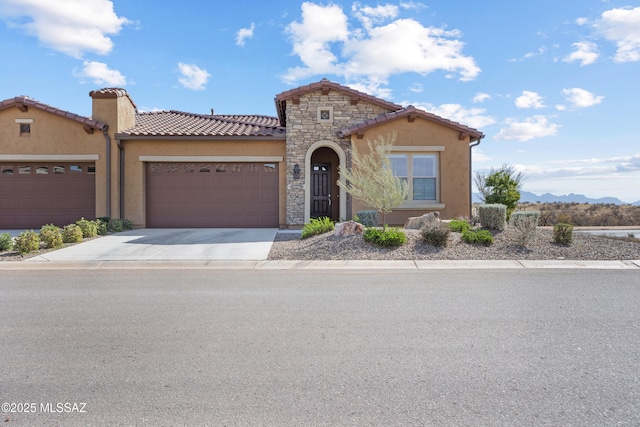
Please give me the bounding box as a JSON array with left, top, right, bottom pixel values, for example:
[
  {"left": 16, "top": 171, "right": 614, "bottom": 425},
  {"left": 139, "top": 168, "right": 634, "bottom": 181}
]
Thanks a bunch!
[
  {"left": 472, "top": 147, "right": 491, "bottom": 162},
  {"left": 494, "top": 115, "right": 560, "bottom": 142},
  {"left": 73, "top": 61, "right": 126, "bottom": 86},
  {"left": 576, "top": 17, "right": 589, "bottom": 26},
  {"left": 410, "top": 102, "right": 496, "bottom": 130},
  {"left": 473, "top": 92, "right": 491, "bottom": 103},
  {"left": 236, "top": 23, "right": 255, "bottom": 47},
  {"left": 409, "top": 83, "right": 423, "bottom": 93},
  {"left": 594, "top": 6, "right": 640, "bottom": 62},
  {"left": 562, "top": 88, "right": 604, "bottom": 108},
  {"left": 0, "top": 0, "right": 129, "bottom": 58},
  {"left": 177, "top": 63, "right": 211, "bottom": 90},
  {"left": 515, "top": 91, "right": 545, "bottom": 109},
  {"left": 563, "top": 41, "right": 599, "bottom": 66},
  {"left": 283, "top": 2, "right": 480, "bottom": 96}
]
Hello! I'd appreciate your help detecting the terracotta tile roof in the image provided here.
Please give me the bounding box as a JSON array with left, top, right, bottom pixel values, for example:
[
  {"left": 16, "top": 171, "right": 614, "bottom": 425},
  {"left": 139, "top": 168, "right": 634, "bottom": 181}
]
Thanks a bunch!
[
  {"left": 89, "top": 88, "right": 137, "bottom": 108},
  {"left": 117, "top": 111, "right": 286, "bottom": 138},
  {"left": 0, "top": 95, "right": 108, "bottom": 131},
  {"left": 339, "top": 106, "right": 484, "bottom": 142},
  {"left": 274, "top": 78, "right": 403, "bottom": 125}
]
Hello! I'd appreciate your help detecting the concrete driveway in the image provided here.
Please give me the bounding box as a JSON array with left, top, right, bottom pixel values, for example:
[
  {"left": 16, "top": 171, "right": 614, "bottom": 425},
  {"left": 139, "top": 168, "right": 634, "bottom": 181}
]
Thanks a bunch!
[{"left": 26, "top": 228, "right": 279, "bottom": 262}]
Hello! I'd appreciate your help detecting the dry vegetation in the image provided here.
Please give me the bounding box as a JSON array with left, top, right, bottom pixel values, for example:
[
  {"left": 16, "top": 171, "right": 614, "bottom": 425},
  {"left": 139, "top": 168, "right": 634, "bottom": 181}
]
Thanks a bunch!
[{"left": 513, "top": 202, "right": 640, "bottom": 227}]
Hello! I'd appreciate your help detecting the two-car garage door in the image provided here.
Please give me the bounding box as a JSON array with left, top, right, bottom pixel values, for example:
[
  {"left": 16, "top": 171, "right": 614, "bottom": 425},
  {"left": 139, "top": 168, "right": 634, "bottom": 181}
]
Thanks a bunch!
[{"left": 146, "top": 162, "right": 279, "bottom": 228}]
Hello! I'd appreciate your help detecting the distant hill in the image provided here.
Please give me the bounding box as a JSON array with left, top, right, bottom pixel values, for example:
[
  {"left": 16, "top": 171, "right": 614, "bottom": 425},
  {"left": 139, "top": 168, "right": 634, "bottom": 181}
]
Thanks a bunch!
[{"left": 473, "top": 191, "right": 632, "bottom": 205}]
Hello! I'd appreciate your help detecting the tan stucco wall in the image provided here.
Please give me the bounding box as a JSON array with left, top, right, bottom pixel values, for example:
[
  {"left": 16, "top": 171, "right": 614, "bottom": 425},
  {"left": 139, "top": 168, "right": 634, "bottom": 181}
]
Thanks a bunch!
[
  {"left": 349, "top": 117, "right": 472, "bottom": 224},
  {"left": 120, "top": 138, "right": 286, "bottom": 227},
  {"left": 0, "top": 106, "right": 108, "bottom": 217}
]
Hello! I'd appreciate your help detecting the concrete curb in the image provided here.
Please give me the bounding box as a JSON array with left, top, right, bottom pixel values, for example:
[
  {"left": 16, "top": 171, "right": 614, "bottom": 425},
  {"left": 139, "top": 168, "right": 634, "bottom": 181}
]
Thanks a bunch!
[{"left": 1, "top": 259, "right": 639, "bottom": 270}]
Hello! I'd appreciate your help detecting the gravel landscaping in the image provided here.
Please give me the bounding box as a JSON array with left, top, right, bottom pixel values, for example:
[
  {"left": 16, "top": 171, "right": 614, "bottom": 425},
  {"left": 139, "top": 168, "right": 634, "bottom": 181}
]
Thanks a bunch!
[{"left": 268, "top": 227, "right": 640, "bottom": 261}]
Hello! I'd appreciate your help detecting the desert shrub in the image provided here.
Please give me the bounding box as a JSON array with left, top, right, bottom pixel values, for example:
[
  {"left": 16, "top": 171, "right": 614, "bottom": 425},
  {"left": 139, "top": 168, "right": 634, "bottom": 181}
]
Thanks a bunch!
[
  {"left": 62, "top": 224, "right": 84, "bottom": 243},
  {"left": 301, "top": 217, "right": 334, "bottom": 239},
  {"left": 39, "top": 224, "right": 63, "bottom": 249},
  {"left": 356, "top": 210, "right": 379, "bottom": 227},
  {"left": 364, "top": 227, "right": 406, "bottom": 247},
  {"left": 95, "top": 218, "right": 108, "bottom": 235},
  {"left": 510, "top": 211, "right": 540, "bottom": 247},
  {"left": 107, "top": 218, "right": 133, "bottom": 233},
  {"left": 76, "top": 217, "right": 98, "bottom": 238},
  {"left": 421, "top": 222, "right": 450, "bottom": 247},
  {"left": 448, "top": 218, "right": 471, "bottom": 233},
  {"left": 553, "top": 223, "right": 574, "bottom": 245},
  {"left": 478, "top": 204, "right": 507, "bottom": 230},
  {"left": 461, "top": 229, "right": 494, "bottom": 246},
  {"left": 14, "top": 230, "right": 40, "bottom": 254},
  {"left": 0, "top": 233, "right": 13, "bottom": 251}
]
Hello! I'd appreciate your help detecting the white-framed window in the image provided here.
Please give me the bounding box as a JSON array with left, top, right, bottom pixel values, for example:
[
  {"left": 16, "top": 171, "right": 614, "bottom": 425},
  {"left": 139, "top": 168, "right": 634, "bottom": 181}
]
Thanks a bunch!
[{"left": 388, "top": 153, "right": 439, "bottom": 205}]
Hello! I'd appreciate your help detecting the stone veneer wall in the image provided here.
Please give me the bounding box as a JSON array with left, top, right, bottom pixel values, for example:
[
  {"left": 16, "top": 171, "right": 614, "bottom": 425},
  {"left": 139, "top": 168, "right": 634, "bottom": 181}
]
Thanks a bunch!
[{"left": 285, "top": 89, "right": 394, "bottom": 225}]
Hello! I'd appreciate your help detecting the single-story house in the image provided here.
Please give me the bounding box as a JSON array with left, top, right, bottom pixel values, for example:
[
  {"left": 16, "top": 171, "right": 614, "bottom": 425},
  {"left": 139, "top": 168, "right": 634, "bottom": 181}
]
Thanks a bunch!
[{"left": 0, "top": 79, "right": 483, "bottom": 229}]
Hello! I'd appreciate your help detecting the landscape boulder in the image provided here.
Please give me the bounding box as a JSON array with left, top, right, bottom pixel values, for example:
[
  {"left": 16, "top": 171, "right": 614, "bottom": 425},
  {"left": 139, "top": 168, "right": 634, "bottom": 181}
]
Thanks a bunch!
[
  {"left": 403, "top": 212, "right": 440, "bottom": 230},
  {"left": 334, "top": 220, "right": 365, "bottom": 236}
]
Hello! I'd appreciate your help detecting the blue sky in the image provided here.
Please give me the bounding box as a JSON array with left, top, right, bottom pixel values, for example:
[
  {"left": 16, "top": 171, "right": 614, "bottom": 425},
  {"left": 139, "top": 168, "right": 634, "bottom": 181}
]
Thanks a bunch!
[{"left": 1, "top": 0, "right": 639, "bottom": 202}]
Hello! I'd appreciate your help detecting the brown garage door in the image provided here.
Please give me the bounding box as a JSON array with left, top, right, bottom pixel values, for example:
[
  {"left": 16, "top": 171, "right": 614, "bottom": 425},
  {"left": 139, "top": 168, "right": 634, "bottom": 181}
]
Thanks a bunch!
[
  {"left": 0, "top": 162, "right": 96, "bottom": 228},
  {"left": 146, "top": 162, "right": 279, "bottom": 228}
]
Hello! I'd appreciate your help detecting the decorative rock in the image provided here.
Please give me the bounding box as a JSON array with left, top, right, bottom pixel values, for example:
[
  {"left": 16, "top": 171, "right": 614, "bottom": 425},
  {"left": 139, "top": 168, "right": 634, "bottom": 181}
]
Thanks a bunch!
[
  {"left": 334, "top": 220, "right": 365, "bottom": 236},
  {"left": 403, "top": 212, "right": 440, "bottom": 230}
]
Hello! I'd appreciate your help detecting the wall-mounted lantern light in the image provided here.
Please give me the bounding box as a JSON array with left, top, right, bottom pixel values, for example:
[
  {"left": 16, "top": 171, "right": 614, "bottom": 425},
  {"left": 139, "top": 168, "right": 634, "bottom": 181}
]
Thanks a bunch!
[{"left": 293, "top": 164, "right": 301, "bottom": 180}]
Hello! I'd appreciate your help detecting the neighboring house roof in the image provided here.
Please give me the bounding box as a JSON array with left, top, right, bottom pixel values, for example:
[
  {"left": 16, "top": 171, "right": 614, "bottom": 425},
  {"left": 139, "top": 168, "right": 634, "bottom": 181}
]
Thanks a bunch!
[
  {"left": 89, "top": 88, "right": 137, "bottom": 109},
  {"left": 0, "top": 95, "right": 108, "bottom": 132},
  {"left": 274, "top": 78, "right": 403, "bottom": 126},
  {"left": 117, "top": 110, "right": 286, "bottom": 138},
  {"left": 339, "top": 105, "right": 484, "bottom": 142}
]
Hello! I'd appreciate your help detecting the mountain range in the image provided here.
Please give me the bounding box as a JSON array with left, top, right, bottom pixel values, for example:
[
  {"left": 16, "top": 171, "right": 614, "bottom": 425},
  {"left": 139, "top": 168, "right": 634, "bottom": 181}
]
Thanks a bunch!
[{"left": 473, "top": 191, "right": 640, "bottom": 206}]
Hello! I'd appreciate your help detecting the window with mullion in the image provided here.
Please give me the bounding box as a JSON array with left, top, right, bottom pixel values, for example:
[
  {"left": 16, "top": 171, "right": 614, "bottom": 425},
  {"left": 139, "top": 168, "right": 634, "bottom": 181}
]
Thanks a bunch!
[{"left": 387, "top": 153, "right": 438, "bottom": 202}]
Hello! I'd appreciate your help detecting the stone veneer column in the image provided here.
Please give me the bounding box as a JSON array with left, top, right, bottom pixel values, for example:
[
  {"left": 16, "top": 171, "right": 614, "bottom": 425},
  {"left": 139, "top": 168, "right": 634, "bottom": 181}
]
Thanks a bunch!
[{"left": 284, "top": 90, "right": 391, "bottom": 226}]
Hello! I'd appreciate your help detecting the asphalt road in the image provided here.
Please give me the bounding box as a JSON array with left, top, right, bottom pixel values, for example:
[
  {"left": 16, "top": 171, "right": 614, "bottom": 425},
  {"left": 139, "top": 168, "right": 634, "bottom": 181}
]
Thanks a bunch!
[{"left": 1, "top": 269, "right": 639, "bottom": 426}]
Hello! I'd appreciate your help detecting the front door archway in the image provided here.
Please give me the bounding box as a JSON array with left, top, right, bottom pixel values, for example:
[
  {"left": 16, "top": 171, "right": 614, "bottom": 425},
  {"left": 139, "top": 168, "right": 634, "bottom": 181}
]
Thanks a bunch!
[{"left": 304, "top": 141, "right": 347, "bottom": 223}]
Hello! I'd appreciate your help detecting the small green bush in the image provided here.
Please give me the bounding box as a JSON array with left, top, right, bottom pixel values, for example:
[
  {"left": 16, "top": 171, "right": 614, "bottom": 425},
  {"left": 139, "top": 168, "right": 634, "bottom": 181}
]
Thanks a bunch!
[
  {"left": 14, "top": 230, "right": 40, "bottom": 254},
  {"left": 461, "top": 229, "right": 494, "bottom": 245},
  {"left": 62, "top": 224, "right": 84, "bottom": 243},
  {"left": 448, "top": 218, "right": 471, "bottom": 233},
  {"left": 421, "top": 222, "right": 450, "bottom": 247},
  {"left": 39, "top": 224, "right": 63, "bottom": 249},
  {"left": 301, "top": 217, "right": 334, "bottom": 239},
  {"left": 95, "top": 219, "right": 108, "bottom": 236},
  {"left": 107, "top": 218, "right": 133, "bottom": 233},
  {"left": 356, "top": 210, "right": 379, "bottom": 227},
  {"left": 478, "top": 204, "right": 507, "bottom": 230},
  {"left": 0, "top": 233, "right": 13, "bottom": 251},
  {"left": 76, "top": 217, "right": 98, "bottom": 238},
  {"left": 553, "top": 223, "right": 574, "bottom": 245},
  {"left": 364, "top": 227, "right": 407, "bottom": 247}
]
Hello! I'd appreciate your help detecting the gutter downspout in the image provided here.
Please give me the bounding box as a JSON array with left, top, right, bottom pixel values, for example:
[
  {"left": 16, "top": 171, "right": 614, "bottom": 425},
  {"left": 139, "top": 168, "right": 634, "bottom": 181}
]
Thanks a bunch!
[
  {"left": 117, "top": 137, "right": 124, "bottom": 219},
  {"left": 102, "top": 126, "right": 111, "bottom": 217},
  {"left": 469, "top": 135, "right": 484, "bottom": 218}
]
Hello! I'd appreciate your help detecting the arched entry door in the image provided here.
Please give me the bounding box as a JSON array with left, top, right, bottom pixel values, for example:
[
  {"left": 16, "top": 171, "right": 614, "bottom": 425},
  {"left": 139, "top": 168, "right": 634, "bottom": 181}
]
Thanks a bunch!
[{"left": 310, "top": 147, "right": 339, "bottom": 220}]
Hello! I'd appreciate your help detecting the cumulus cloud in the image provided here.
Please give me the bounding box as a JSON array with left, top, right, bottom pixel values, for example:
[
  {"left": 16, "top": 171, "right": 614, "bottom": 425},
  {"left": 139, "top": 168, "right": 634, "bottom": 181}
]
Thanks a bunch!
[
  {"left": 409, "top": 102, "right": 496, "bottom": 130},
  {"left": 283, "top": 2, "right": 480, "bottom": 96},
  {"left": 73, "top": 61, "right": 126, "bottom": 86},
  {"left": 594, "top": 6, "right": 640, "bottom": 62},
  {"left": 473, "top": 92, "right": 491, "bottom": 103},
  {"left": 472, "top": 147, "right": 492, "bottom": 162},
  {"left": 515, "top": 91, "right": 545, "bottom": 109},
  {"left": 0, "top": 0, "right": 129, "bottom": 58},
  {"left": 562, "top": 88, "right": 604, "bottom": 108},
  {"left": 177, "top": 63, "right": 211, "bottom": 90},
  {"left": 494, "top": 115, "right": 560, "bottom": 142},
  {"left": 236, "top": 23, "right": 255, "bottom": 47},
  {"left": 563, "top": 41, "right": 599, "bottom": 66}
]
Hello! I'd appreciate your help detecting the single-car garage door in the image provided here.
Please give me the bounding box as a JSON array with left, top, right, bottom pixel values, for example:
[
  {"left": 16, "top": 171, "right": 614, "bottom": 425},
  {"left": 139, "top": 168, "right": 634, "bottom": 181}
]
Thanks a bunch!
[
  {"left": 0, "top": 162, "right": 96, "bottom": 228},
  {"left": 146, "top": 162, "right": 278, "bottom": 228}
]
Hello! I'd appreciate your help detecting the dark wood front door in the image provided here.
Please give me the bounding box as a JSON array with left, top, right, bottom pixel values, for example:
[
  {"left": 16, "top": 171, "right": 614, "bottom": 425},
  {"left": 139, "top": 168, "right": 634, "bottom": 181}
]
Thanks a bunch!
[{"left": 311, "top": 163, "right": 331, "bottom": 218}]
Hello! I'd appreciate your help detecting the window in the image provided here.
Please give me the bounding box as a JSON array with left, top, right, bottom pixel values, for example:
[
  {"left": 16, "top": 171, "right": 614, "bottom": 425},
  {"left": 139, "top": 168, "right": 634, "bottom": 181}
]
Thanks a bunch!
[
  {"left": 317, "top": 106, "right": 333, "bottom": 123},
  {"left": 20, "top": 123, "right": 31, "bottom": 136},
  {"left": 388, "top": 153, "right": 439, "bottom": 204}
]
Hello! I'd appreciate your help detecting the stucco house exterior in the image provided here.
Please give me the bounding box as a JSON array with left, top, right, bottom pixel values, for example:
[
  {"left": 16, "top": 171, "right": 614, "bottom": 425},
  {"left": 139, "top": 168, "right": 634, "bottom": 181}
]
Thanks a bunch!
[{"left": 0, "top": 79, "right": 483, "bottom": 229}]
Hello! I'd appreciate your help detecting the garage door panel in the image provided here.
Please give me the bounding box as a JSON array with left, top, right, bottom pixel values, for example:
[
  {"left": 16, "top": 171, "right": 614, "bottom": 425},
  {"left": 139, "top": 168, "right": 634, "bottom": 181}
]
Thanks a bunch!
[
  {"left": 0, "top": 162, "right": 95, "bottom": 228},
  {"left": 147, "top": 162, "right": 278, "bottom": 228}
]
